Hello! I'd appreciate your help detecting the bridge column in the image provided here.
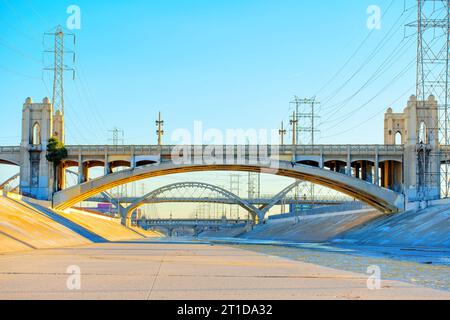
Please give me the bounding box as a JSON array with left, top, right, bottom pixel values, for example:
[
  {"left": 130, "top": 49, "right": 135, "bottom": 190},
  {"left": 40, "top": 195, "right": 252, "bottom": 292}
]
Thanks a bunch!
[
  {"left": 82, "top": 163, "right": 89, "bottom": 183},
  {"left": 319, "top": 146, "right": 324, "bottom": 169},
  {"left": 346, "top": 147, "right": 352, "bottom": 176},
  {"left": 104, "top": 154, "right": 110, "bottom": 176},
  {"left": 57, "top": 164, "right": 66, "bottom": 190},
  {"left": 375, "top": 150, "right": 380, "bottom": 186},
  {"left": 78, "top": 155, "right": 84, "bottom": 184},
  {"left": 361, "top": 161, "right": 373, "bottom": 183},
  {"left": 131, "top": 146, "right": 136, "bottom": 169},
  {"left": 354, "top": 162, "right": 360, "bottom": 179}
]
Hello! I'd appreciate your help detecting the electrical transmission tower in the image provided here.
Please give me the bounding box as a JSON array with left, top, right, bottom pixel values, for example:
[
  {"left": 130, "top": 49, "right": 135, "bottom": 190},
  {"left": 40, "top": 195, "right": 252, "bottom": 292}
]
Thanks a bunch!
[
  {"left": 290, "top": 96, "right": 321, "bottom": 203},
  {"left": 409, "top": 0, "right": 450, "bottom": 198},
  {"left": 292, "top": 96, "right": 321, "bottom": 145},
  {"left": 247, "top": 172, "right": 260, "bottom": 199},
  {"left": 229, "top": 174, "right": 240, "bottom": 219},
  {"left": 108, "top": 127, "right": 124, "bottom": 145},
  {"left": 43, "top": 25, "right": 76, "bottom": 116}
]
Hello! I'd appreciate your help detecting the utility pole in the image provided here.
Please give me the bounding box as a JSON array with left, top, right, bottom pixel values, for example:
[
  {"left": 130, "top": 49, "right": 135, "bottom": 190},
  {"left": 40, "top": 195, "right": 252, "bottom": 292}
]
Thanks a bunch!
[
  {"left": 156, "top": 112, "right": 164, "bottom": 146},
  {"left": 279, "top": 122, "right": 287, "bottom": 146},
  {"left": 290, "top": 111, "right": 298, "bottom": 145}
]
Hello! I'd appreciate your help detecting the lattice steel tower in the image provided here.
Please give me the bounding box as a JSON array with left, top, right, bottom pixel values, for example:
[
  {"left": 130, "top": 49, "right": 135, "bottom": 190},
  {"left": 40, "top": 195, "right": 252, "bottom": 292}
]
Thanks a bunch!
[
  {"left": 44, "top": 25, "right": 75, "bottom": 116},
  {"left": 411, "top": 1, "right": 450, "bottom": 198}
]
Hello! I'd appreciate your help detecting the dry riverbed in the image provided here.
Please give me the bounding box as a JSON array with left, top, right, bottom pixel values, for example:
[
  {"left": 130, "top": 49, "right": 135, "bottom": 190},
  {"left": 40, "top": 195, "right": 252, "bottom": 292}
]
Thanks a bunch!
[{"left": 0, "top": 240, "right": 449, "bottom": 300}]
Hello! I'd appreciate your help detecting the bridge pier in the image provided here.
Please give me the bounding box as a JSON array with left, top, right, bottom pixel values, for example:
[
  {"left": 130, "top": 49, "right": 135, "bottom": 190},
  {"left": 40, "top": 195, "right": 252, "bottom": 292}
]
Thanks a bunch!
[{"left": 19, "top": 98, "right": 64, "bottom": 200}]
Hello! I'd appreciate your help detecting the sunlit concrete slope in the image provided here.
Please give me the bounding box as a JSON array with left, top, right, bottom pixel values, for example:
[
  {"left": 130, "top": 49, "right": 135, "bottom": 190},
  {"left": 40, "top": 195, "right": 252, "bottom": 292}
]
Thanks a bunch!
[
  {"left": 56, "top": 208, "right": 159, "bottom": 242},
  {"left": 0, "top": 232, "right": 31, "bottom": 253},
  {"left": 0, "top": 196, "right": 91, "bottom": 254},
  {"left": 334, "top": 204, "right": 450, "bottom": 247},
  {"left": 227, "top": 209, "right": 383, "bottom": 242}
]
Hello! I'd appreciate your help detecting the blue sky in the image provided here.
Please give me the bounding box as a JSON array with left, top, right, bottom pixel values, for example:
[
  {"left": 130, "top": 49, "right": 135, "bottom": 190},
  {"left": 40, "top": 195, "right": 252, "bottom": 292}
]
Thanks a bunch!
[
  {"left": 0, "top": 0, "right": 417, "bottom": 145},
  {"left": 0, "top": 0, "right": 418, "bottom": 216}
]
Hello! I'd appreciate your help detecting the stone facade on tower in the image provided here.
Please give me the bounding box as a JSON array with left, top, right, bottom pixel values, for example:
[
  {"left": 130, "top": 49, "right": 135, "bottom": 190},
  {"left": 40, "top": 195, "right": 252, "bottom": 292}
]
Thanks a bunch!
[{"left": 19, "top": 97, "right": 64, "bottom": 200}]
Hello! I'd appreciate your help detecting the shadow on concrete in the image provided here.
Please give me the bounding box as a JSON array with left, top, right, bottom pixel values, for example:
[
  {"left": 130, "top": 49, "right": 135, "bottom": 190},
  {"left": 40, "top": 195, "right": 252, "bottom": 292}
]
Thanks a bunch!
[{"left": 24, "top": 201, "right": 107, "bottom": 243}]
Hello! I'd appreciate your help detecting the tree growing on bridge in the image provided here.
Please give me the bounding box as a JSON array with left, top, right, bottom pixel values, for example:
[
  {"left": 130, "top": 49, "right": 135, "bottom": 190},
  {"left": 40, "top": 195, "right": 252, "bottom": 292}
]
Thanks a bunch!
[{"left": 46, "top": 137, "right": 68, "bottom": 193}]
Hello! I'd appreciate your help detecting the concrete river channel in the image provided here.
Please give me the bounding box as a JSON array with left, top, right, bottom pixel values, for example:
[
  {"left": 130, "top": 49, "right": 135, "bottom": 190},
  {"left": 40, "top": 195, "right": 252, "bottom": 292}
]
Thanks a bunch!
[{"left": 146, "top": 237, "right": 450, "bottom": 292}]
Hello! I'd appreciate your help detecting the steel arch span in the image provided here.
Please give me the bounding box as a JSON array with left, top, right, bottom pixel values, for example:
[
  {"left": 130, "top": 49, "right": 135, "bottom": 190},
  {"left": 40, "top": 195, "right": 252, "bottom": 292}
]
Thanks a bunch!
[
  {"left": 52, "top": 161, "right": 405, "bottom": 216},
  {"left": 121, "top": 181, "right": 263, "bottom": 224}
]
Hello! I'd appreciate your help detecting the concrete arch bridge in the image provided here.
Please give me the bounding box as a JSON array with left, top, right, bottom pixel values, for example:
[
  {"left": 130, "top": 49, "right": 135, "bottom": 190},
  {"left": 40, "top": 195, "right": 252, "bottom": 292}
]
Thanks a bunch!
[{"left": 52, "top": 160, "right": 405, "bottom": 225}]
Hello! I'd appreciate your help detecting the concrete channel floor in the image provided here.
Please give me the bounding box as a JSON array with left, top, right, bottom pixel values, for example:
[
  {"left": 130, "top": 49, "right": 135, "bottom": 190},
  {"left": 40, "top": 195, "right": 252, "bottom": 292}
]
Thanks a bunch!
[{"left": 0, "top": 240, "right": 449, "bottom": 300}]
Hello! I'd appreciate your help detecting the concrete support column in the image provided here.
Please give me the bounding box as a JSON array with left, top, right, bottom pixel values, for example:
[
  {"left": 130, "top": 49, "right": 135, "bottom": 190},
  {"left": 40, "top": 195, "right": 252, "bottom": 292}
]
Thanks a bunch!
[
  {"left": 375, "top": 152, "right": 379, "bottom": 186},
  {"left": 346, "top": 146, "right": 351, "bottom": 176},
  {"left": 382, "top": 162, "right": 389, "bottom": 188},
  {"left": 58, "top": 164, "right": 66, "bottom": 191},
  {"left": 104, "top": 153, "right": 110, "bottom": 176},
  {"left": 131, "top": 146, "right": 136, "bottom": 169},
  {"left": 82, "top": 162, "right": 89, "bottom": 183},
  {"left": 355, "top": 162, "right": 361, "bottom": 179},
  {"left": 319, "top": 147, "right": 324, "bottom": 169},
  {"left": 361, "top": 161, "right": 373, "bottom": 182},
  {"left": 78, "top": 154, "right": 84, "bottom": 184}
]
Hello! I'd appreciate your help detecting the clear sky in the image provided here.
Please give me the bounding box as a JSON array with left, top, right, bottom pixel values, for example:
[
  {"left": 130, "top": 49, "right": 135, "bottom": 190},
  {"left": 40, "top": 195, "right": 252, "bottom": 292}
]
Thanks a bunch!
[{"left": 0, "top": 0, "right": 418, "bottom": 217}]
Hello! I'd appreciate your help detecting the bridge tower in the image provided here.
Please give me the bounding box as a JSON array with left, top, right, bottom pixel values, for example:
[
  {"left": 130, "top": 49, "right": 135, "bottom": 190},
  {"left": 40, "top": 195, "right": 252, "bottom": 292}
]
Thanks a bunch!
[
  {"left": 384, "top": 95, "right": 440, "bottom": 202},
  {"left": 19, "top": 97, "right": 64, "bottom": 200}
]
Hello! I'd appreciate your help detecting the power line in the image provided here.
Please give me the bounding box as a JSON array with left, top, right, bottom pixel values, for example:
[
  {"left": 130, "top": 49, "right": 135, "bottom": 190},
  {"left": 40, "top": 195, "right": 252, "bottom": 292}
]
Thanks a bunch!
[
  {"left": 320, "top": 83, "right": 415, "bottom": 139},
  {"left": 321, "top": 57, "right": 416, "bottom": 135},
  {"left": 320, "top": 5, "right": 415, "bottom": 111},
  {"left": 314, "top": 0, "right": 397, "bottom": 98},
  {"left": 320, "top": 35, "right": 417, "bottom": 127}
]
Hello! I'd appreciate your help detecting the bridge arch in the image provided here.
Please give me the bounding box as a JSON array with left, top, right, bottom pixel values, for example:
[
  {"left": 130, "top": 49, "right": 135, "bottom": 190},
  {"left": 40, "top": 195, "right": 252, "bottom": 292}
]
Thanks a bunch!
[
  {"left": 120, "top": 182, "right": 264, "bottom": 226},
  {"left": 53, "top": 161, "right": 404, "bottom": 219},
  {"left": 0, "top": 158, "right": 19, "bottom": 166}
]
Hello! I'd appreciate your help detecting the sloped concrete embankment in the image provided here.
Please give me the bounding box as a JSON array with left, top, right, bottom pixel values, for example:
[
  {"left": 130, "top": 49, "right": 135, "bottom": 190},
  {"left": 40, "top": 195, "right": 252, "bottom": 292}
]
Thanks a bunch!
[
  {"left": 239, "top": 209, "right": 383, "bottom": 242},
  {"left": 0, "top": 196, "right": 91, "bottom": 254},
  {"left": 201, "top": 205, "right": 449, "bottom": 248},
  {"left": 333, "top": 204, "right": 450, "bottom": 247},
  {"left": 0, "top": 194, "right": 160, "bottom": 254}
]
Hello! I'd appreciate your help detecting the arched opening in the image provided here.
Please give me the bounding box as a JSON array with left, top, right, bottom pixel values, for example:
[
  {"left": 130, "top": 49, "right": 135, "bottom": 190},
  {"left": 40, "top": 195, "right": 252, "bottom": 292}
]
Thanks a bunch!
[
  {"left": 32, "top": 123, "right": 41, "bottom": 145},
  {"left": 62, "top": 160, "right": 79, "bottom": 189},
  {"left": 84, "top": 160, "right": 106, "bottom": 180},
  {"left": 418, "top": 122, "right": 428, "bottom": 144},
  {"left": 380, "top": 160, "right": 403, "bottom": 193},
  {"left": 351, "top": 160, "right": 375, "bottom": 183},
  {"left": 324, "top": 160, "right": 347, "bottom": 174},
  {"left": 395, "top": 131, "right": 402, "bottom": 145},
  {"left": 109, "top": 160, "right": 132, "bottom": 172}
]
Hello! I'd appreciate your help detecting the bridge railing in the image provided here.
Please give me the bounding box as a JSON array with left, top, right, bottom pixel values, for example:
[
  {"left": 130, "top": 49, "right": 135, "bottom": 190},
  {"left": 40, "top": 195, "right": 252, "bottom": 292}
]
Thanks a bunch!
[
  {"left": 0, "top": 146, "right": 20, "bottom": 153},
  {"left": 65, "top": 144, "right": 405, "bottom": 155}
]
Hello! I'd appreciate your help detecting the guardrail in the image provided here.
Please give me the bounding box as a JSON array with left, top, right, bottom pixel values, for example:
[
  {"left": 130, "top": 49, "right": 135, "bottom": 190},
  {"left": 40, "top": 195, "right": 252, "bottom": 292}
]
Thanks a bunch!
[
  {"left": 0, "top": 146, "right": 20, "bottom": 153},
  {"left": 65, "top": 144, "right": 405, "bottom": 155}
]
